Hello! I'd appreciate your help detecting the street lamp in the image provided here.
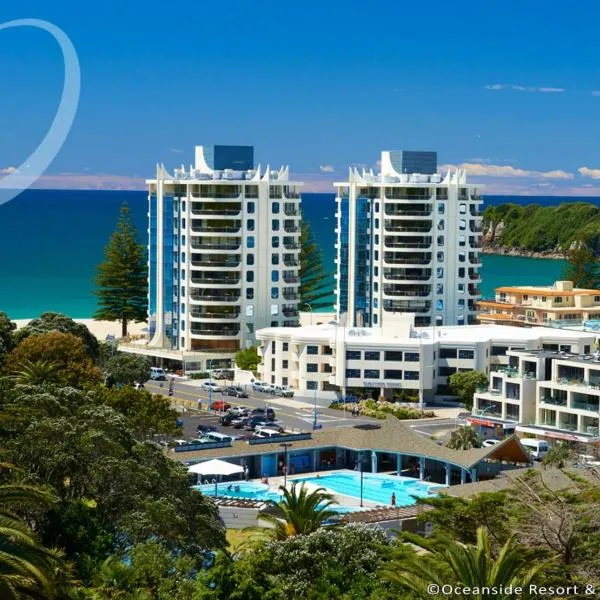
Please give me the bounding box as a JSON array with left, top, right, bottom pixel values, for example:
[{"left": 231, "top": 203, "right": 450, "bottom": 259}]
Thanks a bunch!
[
  {"left": 303, "top": 303, "right": 313, "bottom": 326},
  {"left": 207, "top": 358, "right": 213, "bottom": 413},
  {"left": 280, "top": 442, "right": 292, "bottom": 488},
  {"left": 312, "top": 385, "right": 320, "bottom": 429}
]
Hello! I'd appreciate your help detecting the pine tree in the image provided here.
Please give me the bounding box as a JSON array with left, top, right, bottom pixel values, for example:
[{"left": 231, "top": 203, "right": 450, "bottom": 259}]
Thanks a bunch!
[
  {"left": 94, "top": 203, "right": 147, "bottom": 337},
  {"left": 562, "top": 240, "right": 600, "bottom": 289},
  {"left": 299, "top": 220, "right": 332, "bottom": 310}
]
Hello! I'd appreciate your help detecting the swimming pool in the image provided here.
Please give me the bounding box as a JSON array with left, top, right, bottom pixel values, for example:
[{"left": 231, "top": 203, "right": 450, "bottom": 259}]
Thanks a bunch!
[
  {"left": 192, "top": 481, "right": 361, "bottom": 513},
  {"left": 193, "top": 481, "right": 282, "bottom": 503},
  {"left": 293, "top": 472, "right": 441, "bottom": 506}
]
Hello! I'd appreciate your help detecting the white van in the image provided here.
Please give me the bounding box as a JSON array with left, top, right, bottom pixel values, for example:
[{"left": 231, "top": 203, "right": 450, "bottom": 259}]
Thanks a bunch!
[
  {"left": 150, "top": 367, "right": 166, "bottom": 381},
  {"left": 519, "top": 438, "right": 549, "bottom": 461},
  {"left": 204, "top": 431, "right": 235, "bottom": 443},
  {"left": 253, "top": 428, "right": 282, "bottom": 439}
]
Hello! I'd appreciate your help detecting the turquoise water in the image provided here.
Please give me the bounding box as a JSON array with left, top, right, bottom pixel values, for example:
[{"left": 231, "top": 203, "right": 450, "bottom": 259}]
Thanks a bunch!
[
  {"left": 294, "top": 472, "right": 441, "bottom": 507},
  {"left": 0, "top": 189, "right": 575, "bottom": 319},
  {"left": 193, "top": 481, "right": 282, "bottom": 502}
]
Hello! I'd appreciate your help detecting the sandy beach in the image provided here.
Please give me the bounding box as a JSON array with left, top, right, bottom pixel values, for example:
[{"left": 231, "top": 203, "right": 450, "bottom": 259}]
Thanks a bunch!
[{"left": 13, "top": 319, "right": 149, "bottom": 341}]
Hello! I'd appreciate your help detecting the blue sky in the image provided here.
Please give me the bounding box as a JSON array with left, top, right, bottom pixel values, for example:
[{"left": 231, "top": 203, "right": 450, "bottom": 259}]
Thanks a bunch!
[{"left": 2, "top": 0, "right": 600, "bottom": 194}]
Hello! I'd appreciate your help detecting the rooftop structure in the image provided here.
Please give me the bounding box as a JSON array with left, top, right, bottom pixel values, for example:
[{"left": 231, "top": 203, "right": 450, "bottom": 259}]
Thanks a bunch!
[
  {"left": 477, "top": 280, "right": 600, "bottom": 327},
  {"left": 145, "top": 145, "right": 302, "bottom": 370},
  {"left": 334, "top": 150, "right": 482, "bottom": 330}
]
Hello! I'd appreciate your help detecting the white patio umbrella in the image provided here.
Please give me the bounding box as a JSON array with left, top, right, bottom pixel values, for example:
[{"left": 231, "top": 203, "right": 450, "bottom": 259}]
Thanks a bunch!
[{"left": 188, "top": 459, "right": 244, "bottom": 497}]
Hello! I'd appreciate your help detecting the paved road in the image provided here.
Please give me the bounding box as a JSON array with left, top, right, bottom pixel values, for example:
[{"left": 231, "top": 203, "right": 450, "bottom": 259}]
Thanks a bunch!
[{"left": 144, "top": 380, "right": 375, "bottom": 435}]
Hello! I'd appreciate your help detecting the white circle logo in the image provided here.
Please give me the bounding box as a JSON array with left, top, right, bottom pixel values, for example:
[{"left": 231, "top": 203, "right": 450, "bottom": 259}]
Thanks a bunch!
[{"left": 0, "top": 19, "right": 80, "bottom": 206}]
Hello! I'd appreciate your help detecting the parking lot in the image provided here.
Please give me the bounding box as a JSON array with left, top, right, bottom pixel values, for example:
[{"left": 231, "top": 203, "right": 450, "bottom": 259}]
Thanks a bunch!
[{"left": 144, "top": 378, "right": 376, "bottom": 444}]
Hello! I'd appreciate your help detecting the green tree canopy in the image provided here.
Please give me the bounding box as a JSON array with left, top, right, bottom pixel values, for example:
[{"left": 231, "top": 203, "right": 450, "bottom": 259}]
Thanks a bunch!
[
  {"left": 448, "top": 370, "right": 488, "bottom": 410},
  {"left": 103, "top": 352, "right": 151, "bottom": 387},
  {"left": 299, "top": 220, "right": 332, "bottom": 310},
  {"left": 562, "top": 241, "right": 600, "bottom": 289},
  {"left": 12, "top": 312, "right": 99, "bottom": 360},
  {"left": 94, "top": 203, "right": 148, "bottom": 337},
  {"left": 235, "top": 346, "right": 260, "bottom": 371},
  {"left": 3, "top": 332, "right": 102, "bottom": 388},
  {"left": 0, "top": 311, "right": 16, "bottom": 366}
]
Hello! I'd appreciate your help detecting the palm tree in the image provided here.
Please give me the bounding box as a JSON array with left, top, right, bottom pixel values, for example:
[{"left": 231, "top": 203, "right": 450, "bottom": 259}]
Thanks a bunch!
[
  {"left": 258, "top": 483, "right": 339, "bottom": 539},
  {"left": 446, "top": 426, "right": 481, "bottom": 450},
  {"left": 0, "top": 482, "right": 63, "bottom": 599},
  {"left": 381, "top": 527, "right": 550, "bottom": 599},
  {"left": 11, "top": 359, "right": 59, "bottom": 386}
]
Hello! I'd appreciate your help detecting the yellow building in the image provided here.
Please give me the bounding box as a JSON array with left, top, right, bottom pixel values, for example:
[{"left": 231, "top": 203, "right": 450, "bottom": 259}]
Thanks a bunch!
[{"left": 477, "top": 281, "right": 600, "bottom": 327}]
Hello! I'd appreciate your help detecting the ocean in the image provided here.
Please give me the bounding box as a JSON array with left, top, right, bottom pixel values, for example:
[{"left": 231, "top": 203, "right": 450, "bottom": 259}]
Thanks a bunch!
[{"left": 0, "top": 189, "right": 587, "bottom": 320}]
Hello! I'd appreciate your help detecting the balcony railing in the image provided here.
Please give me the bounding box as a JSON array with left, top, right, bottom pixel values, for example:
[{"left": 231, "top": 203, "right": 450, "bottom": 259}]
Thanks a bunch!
[
  {"left": 383, "top": 287, "right": 431, "bottom": 298},
  {"left": 284, "top": 225, "right": 300, "bottom": 233},
  {"left": 283, "top": 241, "right": 299, "bottom": 250},
  {"left": 283, "top": 256, "right": 299, "bottom": 266},
  {"left": 191, "top": 259, "right": 241, "bottom": 268},
  {"left": 190, "top": 241, "right": 241, "bottom": 250},
  {"left": 283, "top": 291, "right": 299, "bottom": 300},
  {"left": 383, "top": 269, "right": 431, "bottom": 281},
  {"left": 540, "top": 395, "right": 567, "bottom": 407},
  {"left": 191, "top": 277, "right": 240, "bottom": 285},
  {"left": 192, "top": 225, "right": 241, "bottom": 233},
  {"left": 190, "top": 310, "right": 240, "bottom": 320},
  {"left": 385, "top": 208, "right": 432, "bottom": 217},
  {"left": 190, "top": 327, "right": 240, "bottom": 336},
  {"left": 190, "top": 292, "right": 240, "bottom": 303},
  {"left": 383, "top": 299, "right": 431, "bottom": 313},
  {"left": 384, "top": 253, "right": 432, "bottom": 265},
  {"left": 284, "top": 208, "right": 300, "bottom": 216},
  {"left": 384, "top": 223, "right": 432, "bottom": 233},
  {"left": 283, "top": 272, "right": 299, "bottom": 283},
  {"left": 572, "top": 401, "right": 600, "bottom": 412}
]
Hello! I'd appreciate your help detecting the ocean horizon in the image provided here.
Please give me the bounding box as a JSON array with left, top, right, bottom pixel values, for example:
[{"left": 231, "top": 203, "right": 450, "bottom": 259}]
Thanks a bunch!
[{"left": 0, "top": 189, "right": 588, "bottom": 321}]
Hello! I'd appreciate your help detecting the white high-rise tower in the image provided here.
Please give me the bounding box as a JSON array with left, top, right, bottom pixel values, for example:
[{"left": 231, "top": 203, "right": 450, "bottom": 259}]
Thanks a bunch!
[
  {"left": 334, "top": 150, "right": 482, "bottom": 328},
  {"left": 147, "top": 145, "right": 302, "bottom": 365}
]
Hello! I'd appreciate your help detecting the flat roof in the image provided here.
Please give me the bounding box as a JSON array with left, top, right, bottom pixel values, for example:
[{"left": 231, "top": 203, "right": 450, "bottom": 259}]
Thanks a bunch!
[
  {"left": 511, "top": 348, "right": 600, "bottom": 368},
  {"left": 170, "top": 416, "right": 530, "bottom": 471},
  {"left": 496, "top": 286, "right": 600, "bottom": 297}
]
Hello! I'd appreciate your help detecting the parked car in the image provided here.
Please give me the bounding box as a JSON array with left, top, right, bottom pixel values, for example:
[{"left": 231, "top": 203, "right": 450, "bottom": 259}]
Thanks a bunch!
[
  {"left": 225, "top": 386, "right": 248, "bottom": 398},
  {"left": 271, "top": 385, "right": 294, "bottom": 397},
  {"left": 251, "top": 407, "right": 276, "bottom": 421},
  {"left": 175, "top": 417, "right": 184, "bottom": 428},
  {"left": 150, "top": 367, "right": 167, "bottom": 381},
  {"left": 482, "top": 438, "right": 501, "bottom": 447},
  {"left": 251, "top": 381, "right": 271, "bottom": 392},
  {"left": 219, "top": 413, "right": 236, "bottom": 426},
  {"left": 229, "top": 405, "right": 250, "bottom": 416},
  {"left": 244, "top": 417, "right": 269, "bottom": 431},
  {"left": 255, "top": 423, "right": 285, "bottom": 435},
  {"left": 210, "top": 400, "right": 231, "bottom": 412},
  {"left": 196, "top": 423, "right": 217, "bottom": 434},
  {"left": 520, "top": 438, "right": 549, "bottom": 461},
  {"left": 212, "top": 369, "right": 234, "bottom": 380},
  {"left": 231, "top": 417, "right": 248, "bottom": 429},
  {"left": 201, "top": 381, "right": 223, "bottom": 392}
]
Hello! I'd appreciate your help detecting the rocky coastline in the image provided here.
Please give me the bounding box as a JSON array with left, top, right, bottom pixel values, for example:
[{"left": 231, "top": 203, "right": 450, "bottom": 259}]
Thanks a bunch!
[{"left": 481, "top": 245, "right": 566, "bottom": 260}]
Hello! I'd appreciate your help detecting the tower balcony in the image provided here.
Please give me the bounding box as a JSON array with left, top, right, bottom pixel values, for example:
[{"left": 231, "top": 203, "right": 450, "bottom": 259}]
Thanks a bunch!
[
  {"left": 284, "top": 204, "right": 300, "bottom": 217},
  {"left": 190, "top": 323, "right": 241, "bottom": 337},
  {"left": 383, "top": 284, "right": 431, "bottom": 298},
  {"left": 384, "top": 188, "right": 433, "bottom": 201},
  {"left": 383, "top": 252, "right": 432, "bottom": 265},
  {"left": 284, "top": 221, "right": 300, "bottom": 233},
  {"left": 283, "top": 288, "right": 299, "bottom": 300},
  {"left": 283, "top": 271, "right": 299, "bottom": 284},
  {"left": 190, "top": 274, "right": 241, "bottom": 287},
  {"left": 190, "top": 289, "right": 241, "bottom": 304},
  {"left": 469, "top": 252, "right": 482, "bottom": 266},
  {"left": 469, "top": 237, "right": 482, "bottom": 249},
  {"left": 282, "top": 304, "right": 299, "bottom": 317},
  {"left": 283, "top": 238, "right": 300, "bottom": 250},
  {"left": 190, "top": 254, "right": 241, "bottom": 269},
  {"left": 384, "top": 204, "right": 432, "bottom": 218},
  {"left": 383, "top": 299, "right": 431, "bottom": 314},
  {"left": 384, "top": 236, "right": 432, "bottom": 249},
  {"left": 384, "top": 220, "right": 432, "bottom": 234},
  {"left": 383, "top": 268, "right": 432, "bottom": 282},
  {"left": 283, "top": 254, "right": 299, "bottom": 266},
  {"left": 189, "top": 307, "right": 241, "bottom": 320},
  {"left": 191, "top": 219, "right": 242, "bottom": 234},
  {"left": 190, "top": 237, "right": 241, "bottom": 251},
  {"left": 190, "top": 202, "right": 242, "bottom": 216},
  {"left": 189, "top": 184, "right": 242, "bottom": 199}
]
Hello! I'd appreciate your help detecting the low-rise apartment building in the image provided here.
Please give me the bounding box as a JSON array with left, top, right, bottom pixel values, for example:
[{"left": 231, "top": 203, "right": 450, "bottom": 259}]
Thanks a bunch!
[
  {"left": 477, "top": 280, "right": 600, "bottom": 327},
  {"left": 472, "top": 346, "right": 600, "bottom": 445},
  {"left": 256, "top": 314, "right": 595, "bottom": 402}
]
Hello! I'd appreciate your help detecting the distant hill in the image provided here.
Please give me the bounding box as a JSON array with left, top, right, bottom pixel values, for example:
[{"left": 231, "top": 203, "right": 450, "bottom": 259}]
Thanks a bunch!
[{"left": 483, "top": 202, "right": 600, "bottom": 258}]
